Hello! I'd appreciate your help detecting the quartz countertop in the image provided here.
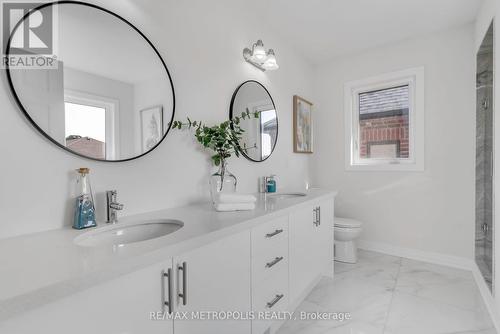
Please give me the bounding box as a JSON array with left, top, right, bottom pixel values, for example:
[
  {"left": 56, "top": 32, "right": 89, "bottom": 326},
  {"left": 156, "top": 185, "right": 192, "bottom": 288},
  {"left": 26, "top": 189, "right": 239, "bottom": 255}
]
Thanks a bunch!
[{"left": 0, "top": 188, "right": 337, "bottom": 321}]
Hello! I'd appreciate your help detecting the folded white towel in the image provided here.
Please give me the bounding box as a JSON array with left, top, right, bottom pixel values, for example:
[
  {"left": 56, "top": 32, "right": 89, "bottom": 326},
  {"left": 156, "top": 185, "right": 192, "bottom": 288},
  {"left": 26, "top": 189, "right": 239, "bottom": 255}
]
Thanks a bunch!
[
  {"left": 217, "top": 193, "right": 257, "bottom": 204},
  {"left": 215, "top": 202, "right": 256, "bottom": 212}
]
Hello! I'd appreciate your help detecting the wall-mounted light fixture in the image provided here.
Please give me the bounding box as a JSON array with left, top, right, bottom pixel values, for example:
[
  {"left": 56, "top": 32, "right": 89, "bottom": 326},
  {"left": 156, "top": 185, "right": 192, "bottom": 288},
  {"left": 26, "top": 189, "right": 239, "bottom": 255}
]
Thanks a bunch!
[{"left": 243, "top": 40, "right": 279, "bottom": 71}]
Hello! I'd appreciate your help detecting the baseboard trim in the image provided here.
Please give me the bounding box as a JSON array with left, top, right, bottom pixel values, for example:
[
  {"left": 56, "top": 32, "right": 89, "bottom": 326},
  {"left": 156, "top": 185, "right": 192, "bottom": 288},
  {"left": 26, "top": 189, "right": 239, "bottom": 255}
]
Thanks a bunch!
[
  {"left": 471, "top": 263, "right": 500, "bottom": 331},
  {"left": 358, "top": 240, "right": 500, "bottom": 332},
  {"left": 358, "top": 240, "right": 474, "bottom": 270}
]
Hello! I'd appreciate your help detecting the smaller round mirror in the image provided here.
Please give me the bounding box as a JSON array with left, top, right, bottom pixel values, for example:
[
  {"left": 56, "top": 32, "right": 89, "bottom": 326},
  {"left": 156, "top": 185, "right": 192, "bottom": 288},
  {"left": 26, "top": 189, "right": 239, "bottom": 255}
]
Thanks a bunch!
[{"left": 230, "top": 81, "right": 278, "bottom": 162}]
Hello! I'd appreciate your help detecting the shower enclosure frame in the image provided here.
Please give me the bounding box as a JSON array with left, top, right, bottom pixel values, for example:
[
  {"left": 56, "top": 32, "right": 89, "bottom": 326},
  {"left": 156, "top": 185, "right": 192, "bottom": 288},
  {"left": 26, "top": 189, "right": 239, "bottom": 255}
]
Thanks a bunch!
[{"left": 476, "top": 20, "right": 495, "bottom": 294}]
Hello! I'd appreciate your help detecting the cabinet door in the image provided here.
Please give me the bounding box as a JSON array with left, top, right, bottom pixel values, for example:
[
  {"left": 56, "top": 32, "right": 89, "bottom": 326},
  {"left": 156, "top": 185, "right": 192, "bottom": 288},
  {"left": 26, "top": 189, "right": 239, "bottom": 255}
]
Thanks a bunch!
[
  {"left": 316, "top": 198, "right": 335, "bottom": 277},
  {"left": 0, "top": 261, "right": 174, "bottom": 334},
  {"left": 173, "top": 231, "right": 252, "bottom": 334},
  {"left": 289, "top": 204, "right": 319, "bottom": 302}
]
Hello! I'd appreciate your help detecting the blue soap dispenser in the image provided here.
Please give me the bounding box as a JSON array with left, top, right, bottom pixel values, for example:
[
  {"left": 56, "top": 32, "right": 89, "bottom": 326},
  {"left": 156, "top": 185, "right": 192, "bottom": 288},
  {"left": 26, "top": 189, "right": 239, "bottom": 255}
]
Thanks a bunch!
[
  {"left": 266, "top": 175, "right": 277, "bottom": 193},
  {"left": 73, "top": 168, "right": 97, "bottom": 229}
]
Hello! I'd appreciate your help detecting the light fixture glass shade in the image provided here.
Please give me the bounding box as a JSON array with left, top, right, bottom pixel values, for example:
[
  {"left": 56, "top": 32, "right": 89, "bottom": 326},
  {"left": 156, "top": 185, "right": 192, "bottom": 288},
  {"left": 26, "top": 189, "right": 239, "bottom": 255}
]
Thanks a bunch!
[
  {"left": 262, "top": 49, "right": 279, "bottom": 70},
  {"left": 252, "top": 40, "right": 267, "bottom": 63}
]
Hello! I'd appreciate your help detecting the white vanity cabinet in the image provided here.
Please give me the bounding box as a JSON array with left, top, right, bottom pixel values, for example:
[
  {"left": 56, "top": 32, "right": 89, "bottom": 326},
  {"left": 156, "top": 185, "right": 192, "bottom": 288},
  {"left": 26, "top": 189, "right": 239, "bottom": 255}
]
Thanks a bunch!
[
  {"left": 289, "top": 199, "right": 334, "bottom": 302},
  {"left": 316, "top": 198, "right": 335, "bottom": 276},
  {"left": 1, "top": 232, "right": 252, "bottom": 334},
  {"left": 173, "top": 230, "right": 252, "bottom": 334},
  {"left": 251, "top": 196, "right": 334, "bottom": 334},
  {"left": 0, "top": 192, "right": 336, "bottom": 334},
  {"left": 251, "top": 216, "right": 289, "bottom": 334},
  {"left": 0, "top": 261, "right": 175, "bottom": 334}
]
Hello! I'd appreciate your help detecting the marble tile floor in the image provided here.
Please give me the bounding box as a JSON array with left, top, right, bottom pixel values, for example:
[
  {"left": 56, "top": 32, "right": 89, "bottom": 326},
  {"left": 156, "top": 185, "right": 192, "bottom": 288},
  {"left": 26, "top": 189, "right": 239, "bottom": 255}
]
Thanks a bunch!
[{"left": 278, "top": 250, "right": 496, "bottom": 334}]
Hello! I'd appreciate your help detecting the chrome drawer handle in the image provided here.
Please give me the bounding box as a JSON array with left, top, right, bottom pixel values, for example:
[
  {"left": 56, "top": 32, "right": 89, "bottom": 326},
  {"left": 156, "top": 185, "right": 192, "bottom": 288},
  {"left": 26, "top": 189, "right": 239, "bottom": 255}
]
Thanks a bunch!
[
  {"left": 178, "top": 262, "right": 187, "bottom": 306},
  {"left": 266, "top": 294, "right": 284, "bottom": 308},
  {"left": 266, "top": 229, "right": 283, "bottom": 238},
  {"left": 162, "top": 268, "right": 173, "bottom": 314},
  {"left": 313, "top": 207, "right": 318, "bottom": 226},
  {"left": 266, "top": 256, "right": 284, "bottom": 268}
]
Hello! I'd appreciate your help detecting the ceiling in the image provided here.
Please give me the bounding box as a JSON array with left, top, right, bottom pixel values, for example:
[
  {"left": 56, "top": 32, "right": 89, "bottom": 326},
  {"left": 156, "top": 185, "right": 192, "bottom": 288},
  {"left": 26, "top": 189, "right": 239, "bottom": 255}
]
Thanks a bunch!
[
  {"left": 250, "top": 0, "right": 483, "bottom": 64},
  {"left": 104, "top": 0, "right": 482, "bottom": 65}
]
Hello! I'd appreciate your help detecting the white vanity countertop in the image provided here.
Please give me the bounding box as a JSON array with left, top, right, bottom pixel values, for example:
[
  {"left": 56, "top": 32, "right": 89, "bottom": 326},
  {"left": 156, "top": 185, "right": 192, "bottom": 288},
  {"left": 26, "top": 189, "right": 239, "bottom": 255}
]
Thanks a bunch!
[{"left": 0, "top": 188, "right": 337, "bottom": 320}]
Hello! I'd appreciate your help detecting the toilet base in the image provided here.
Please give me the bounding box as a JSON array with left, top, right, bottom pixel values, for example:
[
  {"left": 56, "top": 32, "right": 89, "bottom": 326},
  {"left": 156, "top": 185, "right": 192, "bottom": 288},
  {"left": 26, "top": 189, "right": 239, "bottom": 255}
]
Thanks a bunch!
[{"left": 334, "top": 240, "right": 358, "bottom": 264}]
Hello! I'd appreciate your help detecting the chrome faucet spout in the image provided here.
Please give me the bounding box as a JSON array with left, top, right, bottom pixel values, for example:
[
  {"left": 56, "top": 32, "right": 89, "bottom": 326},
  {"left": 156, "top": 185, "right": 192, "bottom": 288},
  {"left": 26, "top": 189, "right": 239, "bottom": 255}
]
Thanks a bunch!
[{"left": 264, "top": 176, "right": 271, "bottom": 193}]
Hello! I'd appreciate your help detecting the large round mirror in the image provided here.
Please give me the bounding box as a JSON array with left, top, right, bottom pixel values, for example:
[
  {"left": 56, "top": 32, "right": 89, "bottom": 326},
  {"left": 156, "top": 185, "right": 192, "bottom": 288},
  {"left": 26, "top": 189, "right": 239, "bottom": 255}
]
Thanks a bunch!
[
  {"left": 230, "top": 81, "right": 278, "bottom": 162},
  {"left": 6, "top": 1, "right": 175, "bottom": 162}
]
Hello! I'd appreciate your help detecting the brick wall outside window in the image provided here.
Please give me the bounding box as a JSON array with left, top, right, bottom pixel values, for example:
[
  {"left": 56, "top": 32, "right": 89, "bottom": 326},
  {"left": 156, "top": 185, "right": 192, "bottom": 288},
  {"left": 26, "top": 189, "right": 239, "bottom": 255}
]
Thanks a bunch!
[{"left": 359, "top": 113, "right": 409, "bottom": 158}]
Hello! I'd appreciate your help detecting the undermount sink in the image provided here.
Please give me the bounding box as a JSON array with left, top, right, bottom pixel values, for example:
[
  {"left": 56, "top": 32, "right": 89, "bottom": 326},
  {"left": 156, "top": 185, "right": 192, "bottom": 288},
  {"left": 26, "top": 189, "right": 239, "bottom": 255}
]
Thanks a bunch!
[
  {"left": 74, "top": 219, "right": 184, "bottom": 247},
  {"left": 267, "top": 192, "right": 307, "bottom": 200}
]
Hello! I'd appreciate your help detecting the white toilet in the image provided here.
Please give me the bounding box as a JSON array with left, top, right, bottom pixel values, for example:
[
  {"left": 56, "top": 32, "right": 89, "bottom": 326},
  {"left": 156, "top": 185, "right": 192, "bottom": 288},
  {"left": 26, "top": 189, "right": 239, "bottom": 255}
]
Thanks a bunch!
[{"left": 334, "top": 217, "right": 363, "bottom": 263}]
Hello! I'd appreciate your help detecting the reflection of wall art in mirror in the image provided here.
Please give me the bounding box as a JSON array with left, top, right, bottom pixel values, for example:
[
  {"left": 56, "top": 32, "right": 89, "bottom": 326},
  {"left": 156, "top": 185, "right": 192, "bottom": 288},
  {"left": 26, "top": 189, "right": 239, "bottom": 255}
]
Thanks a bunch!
[
  {"left": 140, "top": 105, "right": 163, "bottom": 152},
  {"left": 293, "top": 95, "right": 313, "bottom": 153}
]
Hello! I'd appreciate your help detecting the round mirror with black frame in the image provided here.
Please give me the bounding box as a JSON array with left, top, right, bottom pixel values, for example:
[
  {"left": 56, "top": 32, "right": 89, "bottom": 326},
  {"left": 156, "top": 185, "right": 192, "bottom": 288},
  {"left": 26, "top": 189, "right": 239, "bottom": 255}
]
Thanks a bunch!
[
  {"left": 5, "top": 1, "right": 175, "bottom": 162},
  {"left": 229, "top": 80, "right": 278, "bottom": 162}
]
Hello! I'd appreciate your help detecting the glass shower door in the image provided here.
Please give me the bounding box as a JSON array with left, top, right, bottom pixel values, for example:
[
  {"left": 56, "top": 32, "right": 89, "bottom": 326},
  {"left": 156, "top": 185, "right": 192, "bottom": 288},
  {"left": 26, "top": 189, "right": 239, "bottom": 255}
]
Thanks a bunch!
[{"left": 475, "top": 22, "right": 494, "bottom": 291}]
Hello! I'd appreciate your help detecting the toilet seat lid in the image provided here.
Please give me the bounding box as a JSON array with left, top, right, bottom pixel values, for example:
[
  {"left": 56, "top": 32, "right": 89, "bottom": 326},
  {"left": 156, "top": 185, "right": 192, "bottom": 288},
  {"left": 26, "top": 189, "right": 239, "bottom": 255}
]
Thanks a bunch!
[{"left": 334, "top": 217, "right": 363, "bottom": 228}]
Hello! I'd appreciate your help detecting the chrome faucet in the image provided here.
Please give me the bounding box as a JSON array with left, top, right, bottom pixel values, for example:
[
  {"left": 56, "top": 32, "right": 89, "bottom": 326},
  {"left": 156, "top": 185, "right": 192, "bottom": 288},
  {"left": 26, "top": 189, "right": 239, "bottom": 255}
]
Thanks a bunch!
[
  {"left": 263, "top": 176, "right": 272, "bottom": 193},
  {"left": 261, "top": 175, "right": 276, "bottom": 193},
  {"left": 106, "top": 190, "right": 124, "bottom": 224}
]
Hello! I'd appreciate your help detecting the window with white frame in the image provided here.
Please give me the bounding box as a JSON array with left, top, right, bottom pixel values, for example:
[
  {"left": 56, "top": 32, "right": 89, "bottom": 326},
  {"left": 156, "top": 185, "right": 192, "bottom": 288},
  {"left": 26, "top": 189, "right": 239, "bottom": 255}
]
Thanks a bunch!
[
  {"left": 64, "top": 90, "right": 119, "bottom": 160},
  {"left": 344, "top": 67, "right": 424, "bottom": 171}
]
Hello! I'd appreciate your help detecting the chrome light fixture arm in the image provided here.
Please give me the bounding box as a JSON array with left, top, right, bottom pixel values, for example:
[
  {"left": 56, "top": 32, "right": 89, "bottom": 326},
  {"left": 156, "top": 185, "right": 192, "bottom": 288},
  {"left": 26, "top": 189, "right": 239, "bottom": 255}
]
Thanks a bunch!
[{"left": 243, "top": 39, "right": 279, "bottom": 71}]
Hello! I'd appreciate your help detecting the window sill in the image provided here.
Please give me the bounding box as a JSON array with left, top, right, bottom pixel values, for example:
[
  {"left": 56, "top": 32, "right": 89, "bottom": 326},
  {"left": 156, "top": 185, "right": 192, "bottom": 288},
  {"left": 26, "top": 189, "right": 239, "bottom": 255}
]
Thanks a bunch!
[{"left": 345, "top": 162, "right": 424, "bottom": 172}]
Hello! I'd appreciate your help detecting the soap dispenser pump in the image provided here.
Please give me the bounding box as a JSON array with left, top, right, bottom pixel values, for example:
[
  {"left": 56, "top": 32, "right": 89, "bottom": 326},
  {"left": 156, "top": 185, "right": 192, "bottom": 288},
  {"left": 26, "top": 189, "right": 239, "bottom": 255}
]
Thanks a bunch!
[{"left": 73, "top": 168, "right": 97, "bottom": 229}]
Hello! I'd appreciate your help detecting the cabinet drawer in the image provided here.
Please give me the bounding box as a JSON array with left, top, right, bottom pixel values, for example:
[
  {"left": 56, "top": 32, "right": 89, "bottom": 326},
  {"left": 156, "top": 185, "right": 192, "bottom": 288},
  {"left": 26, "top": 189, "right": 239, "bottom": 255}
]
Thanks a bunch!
[
  {"left": 251, "top": 216, "right": 288, "bottom": 259},
  {"left": 252, "top": 247, "right": 288, "bottom": 285},
  {"left": 252, "top": 270, "right": 289, "bottom": 334},
  {"left": 252, "top": 261, "right": 288, "bottom": 311},
  {"left": 254, "top": 285, "right": 288, "bottom": 312}
]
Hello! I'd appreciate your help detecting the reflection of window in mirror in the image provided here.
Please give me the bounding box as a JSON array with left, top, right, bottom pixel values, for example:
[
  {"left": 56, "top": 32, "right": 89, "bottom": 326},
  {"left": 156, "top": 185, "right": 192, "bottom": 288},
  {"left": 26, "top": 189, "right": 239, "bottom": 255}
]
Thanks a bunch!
[
  {"left": 260, "top": 109, "right": 276, "bottom": 160},
  {"left": 65, "top": 102, "right": 106, "bottom": 159},
  {"left": 64, "top": 91, "right": 118, "bottom": 160}
]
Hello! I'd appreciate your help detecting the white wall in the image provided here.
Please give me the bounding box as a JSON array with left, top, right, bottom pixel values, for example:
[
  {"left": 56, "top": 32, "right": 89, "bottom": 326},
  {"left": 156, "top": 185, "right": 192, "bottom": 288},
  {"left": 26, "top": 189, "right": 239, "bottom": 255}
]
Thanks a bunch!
[
  {"left": 0, "top": 0, "right": 313, "bottom": 239},
  {"left": 311, "top": 25, "right": 476, "bottom": 259}
]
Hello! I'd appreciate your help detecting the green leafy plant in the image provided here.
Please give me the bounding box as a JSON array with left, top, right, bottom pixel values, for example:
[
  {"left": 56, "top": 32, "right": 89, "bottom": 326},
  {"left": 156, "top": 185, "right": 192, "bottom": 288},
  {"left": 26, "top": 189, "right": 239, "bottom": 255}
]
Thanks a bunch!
[{"left": 171, "top": 109, "right": 259, "bottom": 166}]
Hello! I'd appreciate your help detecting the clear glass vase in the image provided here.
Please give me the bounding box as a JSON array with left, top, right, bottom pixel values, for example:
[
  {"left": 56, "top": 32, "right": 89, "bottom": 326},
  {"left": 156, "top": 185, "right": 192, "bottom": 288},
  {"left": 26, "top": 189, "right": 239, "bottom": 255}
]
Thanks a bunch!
[
  {"left": 73, "top": 168, "right": 96, "bottom": 229},
  {"left": 209, "top": 159, "right": 237, "bottom": 206}
]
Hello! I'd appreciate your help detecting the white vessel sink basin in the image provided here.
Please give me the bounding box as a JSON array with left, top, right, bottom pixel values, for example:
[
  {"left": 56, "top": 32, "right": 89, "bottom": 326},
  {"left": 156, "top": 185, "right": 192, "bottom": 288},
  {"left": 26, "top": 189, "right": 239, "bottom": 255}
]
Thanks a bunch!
[
  {"left": 74, "top": 219, "right": 184, "bottom": 247},
  {"left": 267, "top": 192, "right": 307, "bottom": 200}
]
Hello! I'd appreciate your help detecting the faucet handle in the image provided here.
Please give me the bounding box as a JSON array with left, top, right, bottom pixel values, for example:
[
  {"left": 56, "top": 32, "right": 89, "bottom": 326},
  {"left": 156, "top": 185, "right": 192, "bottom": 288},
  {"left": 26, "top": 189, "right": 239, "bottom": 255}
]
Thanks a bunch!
[{"left": 110, "top": 202, "right": 124, "bottom": 210}]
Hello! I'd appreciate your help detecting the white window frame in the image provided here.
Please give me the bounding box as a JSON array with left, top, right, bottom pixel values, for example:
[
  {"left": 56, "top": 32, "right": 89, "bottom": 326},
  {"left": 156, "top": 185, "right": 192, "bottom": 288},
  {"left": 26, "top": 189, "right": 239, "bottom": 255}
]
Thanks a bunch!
[
  {"left": 64, "top": 90, "right": 120, "bottom": 160},
  {"left": 344, "top": 67, "right": 425, "bottom": 171}
]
